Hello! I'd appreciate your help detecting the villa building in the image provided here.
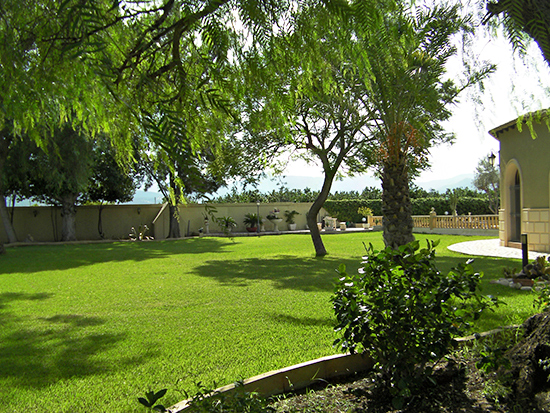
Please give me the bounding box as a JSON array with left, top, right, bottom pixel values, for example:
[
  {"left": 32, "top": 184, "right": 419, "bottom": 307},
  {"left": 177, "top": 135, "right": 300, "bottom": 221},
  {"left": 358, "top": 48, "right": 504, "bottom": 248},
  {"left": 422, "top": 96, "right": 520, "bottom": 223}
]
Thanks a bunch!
[{"left": 490, "top": 110, "right": 550, "bottom": 253}]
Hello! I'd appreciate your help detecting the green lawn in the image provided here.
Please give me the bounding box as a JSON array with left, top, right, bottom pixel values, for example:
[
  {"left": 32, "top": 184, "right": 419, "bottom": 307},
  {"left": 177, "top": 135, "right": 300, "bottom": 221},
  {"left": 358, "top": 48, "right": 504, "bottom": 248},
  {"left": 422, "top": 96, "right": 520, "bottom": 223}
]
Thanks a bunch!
[{"left": 0, "top": 232, "right": 538, "bottom": 412}]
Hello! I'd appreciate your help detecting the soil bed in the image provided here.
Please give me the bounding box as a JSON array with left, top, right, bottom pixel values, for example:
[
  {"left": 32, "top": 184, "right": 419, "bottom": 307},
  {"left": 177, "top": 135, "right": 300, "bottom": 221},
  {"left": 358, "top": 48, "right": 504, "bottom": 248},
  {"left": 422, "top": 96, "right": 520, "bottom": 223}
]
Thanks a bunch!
[{"left": 270, "top": 332, "right": 549, "bottom": 413}]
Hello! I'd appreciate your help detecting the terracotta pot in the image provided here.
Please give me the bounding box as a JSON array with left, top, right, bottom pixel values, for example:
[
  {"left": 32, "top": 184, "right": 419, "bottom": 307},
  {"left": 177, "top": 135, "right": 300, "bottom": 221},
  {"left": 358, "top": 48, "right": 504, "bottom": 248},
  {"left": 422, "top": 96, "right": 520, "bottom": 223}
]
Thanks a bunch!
[{"left": 515, "top": 278, "right": 534, "bottom": 287}]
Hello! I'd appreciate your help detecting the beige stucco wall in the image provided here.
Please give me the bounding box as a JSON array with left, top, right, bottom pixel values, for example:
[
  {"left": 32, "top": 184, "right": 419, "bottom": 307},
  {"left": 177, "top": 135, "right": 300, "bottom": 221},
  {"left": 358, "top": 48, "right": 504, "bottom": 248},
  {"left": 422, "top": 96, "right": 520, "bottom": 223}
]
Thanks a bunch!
[
  {"left": 0, "top": 202, "right": 321, "bottom": 243},
  {"left": 1, "top": 204, "right": 164, "bottom": 243},
  {"left": 496, "top": 121, "right": 550, "bottom": 209},
  {"left": 492, "top": 112, "right": 550, "bottom": 252}
]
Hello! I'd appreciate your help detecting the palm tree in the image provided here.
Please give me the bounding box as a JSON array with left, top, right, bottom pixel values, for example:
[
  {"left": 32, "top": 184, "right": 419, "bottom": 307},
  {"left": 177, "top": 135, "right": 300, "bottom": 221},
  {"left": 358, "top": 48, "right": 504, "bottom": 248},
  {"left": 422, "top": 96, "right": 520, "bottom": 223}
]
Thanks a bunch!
[
  {"left": 357, "top": 4, "right": 494, "bottom": 248},
  {"left": 484, "top": 0, "right": 550, "bottom": 66}
]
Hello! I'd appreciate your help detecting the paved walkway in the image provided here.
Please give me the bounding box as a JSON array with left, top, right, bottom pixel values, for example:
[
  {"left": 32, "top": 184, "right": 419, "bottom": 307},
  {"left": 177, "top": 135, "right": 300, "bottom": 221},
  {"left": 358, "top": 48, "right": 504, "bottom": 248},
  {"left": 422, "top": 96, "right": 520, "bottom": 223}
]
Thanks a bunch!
[{"left": 448, "top": 238, "right": 548, "bottom": 259}]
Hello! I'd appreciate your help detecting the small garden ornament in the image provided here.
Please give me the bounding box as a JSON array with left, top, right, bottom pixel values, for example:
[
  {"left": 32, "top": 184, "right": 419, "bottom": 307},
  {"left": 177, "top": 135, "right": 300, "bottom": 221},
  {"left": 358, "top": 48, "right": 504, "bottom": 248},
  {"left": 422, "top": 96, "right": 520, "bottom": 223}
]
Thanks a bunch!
[{"left": 267, "top": 208, "right": 283, "bottom": 232}]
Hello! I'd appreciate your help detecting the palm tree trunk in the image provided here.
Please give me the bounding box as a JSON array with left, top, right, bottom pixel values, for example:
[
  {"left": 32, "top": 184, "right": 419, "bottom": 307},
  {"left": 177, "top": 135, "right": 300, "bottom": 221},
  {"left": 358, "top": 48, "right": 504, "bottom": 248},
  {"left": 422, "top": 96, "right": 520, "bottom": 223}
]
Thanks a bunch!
[{"left": 381, "top": 159, "right": 415, "bottom": 249}]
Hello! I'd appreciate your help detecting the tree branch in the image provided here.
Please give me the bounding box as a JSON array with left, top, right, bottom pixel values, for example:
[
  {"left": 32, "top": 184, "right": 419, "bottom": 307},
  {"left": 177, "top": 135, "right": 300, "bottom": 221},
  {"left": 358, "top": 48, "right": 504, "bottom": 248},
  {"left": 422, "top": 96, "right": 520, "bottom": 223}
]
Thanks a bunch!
[{"left": 118, "top": 0, "right": 231, "bottom": 81}]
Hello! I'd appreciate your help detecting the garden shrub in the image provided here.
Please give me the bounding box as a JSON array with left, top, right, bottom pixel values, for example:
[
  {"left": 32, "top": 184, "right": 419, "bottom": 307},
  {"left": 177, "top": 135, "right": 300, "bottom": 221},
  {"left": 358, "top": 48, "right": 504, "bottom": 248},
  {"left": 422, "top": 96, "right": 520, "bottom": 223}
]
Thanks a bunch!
[
  {"left": 456, "top": 197, "right": 493, "bottom": 215},
  {"left": 412, "top": 196, "right": 492, "bottom": 215},
  {"left": 534, "top": 283, "right": 550, "bottom": 312},
  {"left": 324, "top": 197, "right": 492, "bottom": 222},
  {"left": 332, "top": 240, "right": 498, "bottom": 408},
  {"left": 323, "top": 199, "right": 382, "bottom": 221}
]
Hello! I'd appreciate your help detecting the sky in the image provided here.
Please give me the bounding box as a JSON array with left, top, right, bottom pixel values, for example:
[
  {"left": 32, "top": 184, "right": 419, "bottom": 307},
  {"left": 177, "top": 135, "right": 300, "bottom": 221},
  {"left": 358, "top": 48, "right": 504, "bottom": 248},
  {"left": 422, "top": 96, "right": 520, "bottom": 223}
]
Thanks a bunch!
[{"left": 280, "top": 30, "right": 550, "bottom": 186}]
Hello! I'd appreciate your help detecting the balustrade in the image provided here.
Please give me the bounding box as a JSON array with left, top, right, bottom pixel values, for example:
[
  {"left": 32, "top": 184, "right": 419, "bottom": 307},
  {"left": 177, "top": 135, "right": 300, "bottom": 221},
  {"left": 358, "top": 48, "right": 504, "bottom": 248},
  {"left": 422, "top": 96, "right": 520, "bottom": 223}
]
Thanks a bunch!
[{"left": 369, "top": 214, "right": 498, "bottom": 230}]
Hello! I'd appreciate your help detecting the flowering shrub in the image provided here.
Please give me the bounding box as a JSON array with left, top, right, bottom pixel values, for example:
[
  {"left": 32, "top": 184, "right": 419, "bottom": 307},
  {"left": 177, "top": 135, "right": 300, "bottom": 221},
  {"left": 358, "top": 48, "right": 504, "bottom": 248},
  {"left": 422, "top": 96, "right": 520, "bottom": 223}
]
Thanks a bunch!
[{"left": 357, "top": 206, "right": 373, "bottom": 217}]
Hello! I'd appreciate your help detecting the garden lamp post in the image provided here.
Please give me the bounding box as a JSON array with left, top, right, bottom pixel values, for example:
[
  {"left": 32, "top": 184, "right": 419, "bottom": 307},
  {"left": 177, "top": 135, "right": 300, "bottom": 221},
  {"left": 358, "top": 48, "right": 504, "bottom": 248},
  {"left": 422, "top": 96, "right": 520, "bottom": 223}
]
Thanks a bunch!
[
  {"left": 488, "top": 152, "right": 496, "bottom": 168},
  {"left": 256, "top": 201, "right": 260, "bottom": 234}
]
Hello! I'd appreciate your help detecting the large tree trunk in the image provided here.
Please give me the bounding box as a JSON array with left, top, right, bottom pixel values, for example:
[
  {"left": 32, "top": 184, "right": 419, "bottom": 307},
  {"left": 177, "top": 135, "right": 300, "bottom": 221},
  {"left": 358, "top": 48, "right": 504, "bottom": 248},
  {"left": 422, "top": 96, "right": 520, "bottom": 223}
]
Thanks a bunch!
[
  {"left": 307, "top": 172, "right": 336, "bottom": 257},
  {"left": 0, "top": 195, "right": 17, "bottom": 243},
  {"left": 60, "top": 194, "right": 78, "bottom": 242},
  {"left": 0, "top": 133, "right": 17, "bottom": 244},
  {"left": 167, "top": 172, "right": 181, "bottom": 239},
  {"left": 381, "top": 158, "right": 415, "bottom": 249},
  {"left": 504, "top": 312, "right": 550, "bottom": 397},
  {"left": 168, "top": 203, "right": 181, "bottom": 238}
]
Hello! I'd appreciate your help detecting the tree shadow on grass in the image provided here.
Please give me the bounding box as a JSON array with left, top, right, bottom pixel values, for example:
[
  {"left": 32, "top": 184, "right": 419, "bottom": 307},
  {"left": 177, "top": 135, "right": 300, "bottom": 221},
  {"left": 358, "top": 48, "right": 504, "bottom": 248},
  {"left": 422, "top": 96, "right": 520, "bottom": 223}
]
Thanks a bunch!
[
  {"left": 269, "top": 313, "right": 334, "bottom": 328},
  {"left": 0, "top": 291, "right": 53, "bottom": 309},
  {"left": 0, "top": 292, "right": 152, "bottom": 389},
  {"left": 193, "top": 251, "right": 519, "bottom": 293},
  {"left": 193, "top": 255, "right": 360, "bottom": 292},
  {"left": 435, "top": 255, "right": 522, "bottom": 280},
  {"left": 0, "top": 237, "right": 233, "bottom": 275}
]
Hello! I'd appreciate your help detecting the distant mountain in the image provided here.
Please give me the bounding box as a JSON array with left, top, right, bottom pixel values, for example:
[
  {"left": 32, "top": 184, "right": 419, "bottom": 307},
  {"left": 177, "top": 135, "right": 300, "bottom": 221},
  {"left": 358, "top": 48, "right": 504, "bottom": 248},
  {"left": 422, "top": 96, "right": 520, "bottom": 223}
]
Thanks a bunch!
[
  {"left": 243, "top": 174, "right": 382, "bottom": 194},
  {"left": 126, "top": 173, "right": 476, "bottom": 204},
  {"left": 129, "top": 189, "right": 164, "bottom": 205},
  {"left": 414, "top": 173, "right": 475, "bottom": 193},
  {"left": 13, "top": 189, "right": 165, "bottom": 207},
  {"left": 226, "top": 173, "right": 475, "bottom": 195},
  {"left": 14, "top": 173, "right": 476, "bottom": 206},
  {"left": 198, "top": 173, "right": 474, "bottom": 202}
]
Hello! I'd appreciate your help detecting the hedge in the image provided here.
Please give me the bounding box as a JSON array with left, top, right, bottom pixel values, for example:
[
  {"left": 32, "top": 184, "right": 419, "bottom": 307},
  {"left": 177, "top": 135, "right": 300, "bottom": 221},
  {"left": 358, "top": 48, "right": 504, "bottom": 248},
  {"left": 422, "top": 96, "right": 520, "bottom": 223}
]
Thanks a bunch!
[
  {"left": 324, "top": 197, "right": 493, "bottom": 222},
  {"left": 323, "top": 200, "right": 383, "bottom": 222}
]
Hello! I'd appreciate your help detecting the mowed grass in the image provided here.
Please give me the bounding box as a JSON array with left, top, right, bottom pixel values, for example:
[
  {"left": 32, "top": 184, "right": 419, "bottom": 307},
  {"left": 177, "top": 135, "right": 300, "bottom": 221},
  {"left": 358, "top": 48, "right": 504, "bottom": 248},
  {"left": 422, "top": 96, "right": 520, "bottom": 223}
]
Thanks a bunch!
[{"left": 0, "top": 232, "right": 538, "bottom": 412}]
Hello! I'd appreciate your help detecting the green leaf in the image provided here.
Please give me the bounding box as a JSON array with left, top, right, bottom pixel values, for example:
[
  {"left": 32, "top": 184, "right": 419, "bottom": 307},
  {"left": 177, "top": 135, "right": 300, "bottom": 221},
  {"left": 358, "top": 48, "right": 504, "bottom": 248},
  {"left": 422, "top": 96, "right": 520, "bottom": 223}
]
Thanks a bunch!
[
  {"left": 138, "top": 397, "right": 152, "bottom": 408},
  {"left": 154, "top": 389, "right": 167, "bottom": 400}
]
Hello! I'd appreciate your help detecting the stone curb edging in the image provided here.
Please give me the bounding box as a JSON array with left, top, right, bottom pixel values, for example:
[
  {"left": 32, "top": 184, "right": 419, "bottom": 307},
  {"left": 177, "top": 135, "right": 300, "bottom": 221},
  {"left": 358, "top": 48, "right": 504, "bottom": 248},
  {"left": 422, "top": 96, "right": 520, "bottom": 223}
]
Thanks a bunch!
[
  {"left": 453, "top": 324, "right": 521, "bottom": 344},
  {"left": 169, "top": 352, "right": 374, "bottom": 412},
  {"left": 169, "top": 325, "right": 523, "bottom": 412}
]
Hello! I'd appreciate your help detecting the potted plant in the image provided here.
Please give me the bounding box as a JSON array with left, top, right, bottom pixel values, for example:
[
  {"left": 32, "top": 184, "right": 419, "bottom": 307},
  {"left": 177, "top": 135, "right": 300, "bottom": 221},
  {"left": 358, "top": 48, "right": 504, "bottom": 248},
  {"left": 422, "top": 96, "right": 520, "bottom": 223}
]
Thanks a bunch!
[
  {"left": 216, "top": 216, "right": 237, "bottom": 235},
  {"left": 266, "top": 208, "right": 280, "bottom": 220},
  {"left": 243, "top": 213, "right": 261, "bottom": 232},
  {"left": 284, "top": 210, "right": 300, "bottom": 231}
]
